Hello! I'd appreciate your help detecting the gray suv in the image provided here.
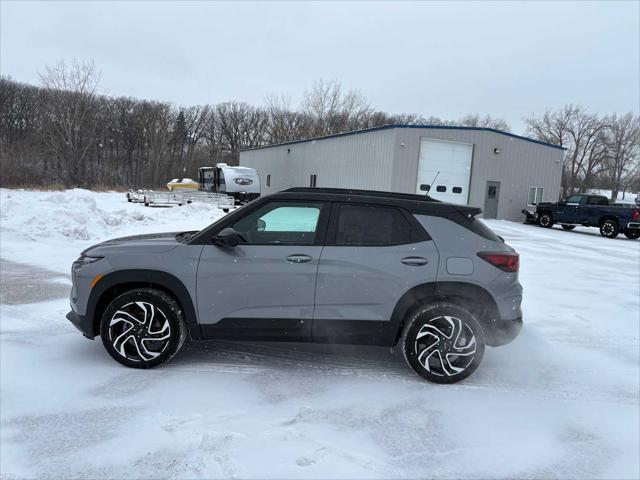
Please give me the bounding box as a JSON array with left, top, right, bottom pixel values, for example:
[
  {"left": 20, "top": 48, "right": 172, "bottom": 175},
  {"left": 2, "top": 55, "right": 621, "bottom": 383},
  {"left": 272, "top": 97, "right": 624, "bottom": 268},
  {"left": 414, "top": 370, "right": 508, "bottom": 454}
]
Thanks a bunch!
[{"left": 67, "top": 188, "right": 522, "bottom": 384}]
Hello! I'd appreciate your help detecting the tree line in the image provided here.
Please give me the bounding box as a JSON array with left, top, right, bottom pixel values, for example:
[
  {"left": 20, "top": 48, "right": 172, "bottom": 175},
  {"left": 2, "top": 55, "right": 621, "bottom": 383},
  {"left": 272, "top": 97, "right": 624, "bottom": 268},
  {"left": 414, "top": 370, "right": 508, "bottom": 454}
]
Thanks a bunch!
[{"left": 1, "top": 60, "right": 638, "bottom": 199}]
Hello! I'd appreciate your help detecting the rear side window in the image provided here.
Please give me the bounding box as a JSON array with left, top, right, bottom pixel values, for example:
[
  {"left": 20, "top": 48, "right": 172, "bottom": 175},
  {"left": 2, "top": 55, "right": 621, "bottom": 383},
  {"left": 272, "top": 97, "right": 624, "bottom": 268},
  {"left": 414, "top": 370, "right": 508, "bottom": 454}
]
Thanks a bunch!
[{"left": 334, "top": 204, "right": 412, "bottom": 246}]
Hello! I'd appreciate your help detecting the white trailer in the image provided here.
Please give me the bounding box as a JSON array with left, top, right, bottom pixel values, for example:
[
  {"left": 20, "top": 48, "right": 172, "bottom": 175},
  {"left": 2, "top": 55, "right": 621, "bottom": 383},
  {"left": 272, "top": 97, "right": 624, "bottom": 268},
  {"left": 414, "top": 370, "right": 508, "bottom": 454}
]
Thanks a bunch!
[{"left": 198, "top": 163, "right": 260, "bottom": 205}]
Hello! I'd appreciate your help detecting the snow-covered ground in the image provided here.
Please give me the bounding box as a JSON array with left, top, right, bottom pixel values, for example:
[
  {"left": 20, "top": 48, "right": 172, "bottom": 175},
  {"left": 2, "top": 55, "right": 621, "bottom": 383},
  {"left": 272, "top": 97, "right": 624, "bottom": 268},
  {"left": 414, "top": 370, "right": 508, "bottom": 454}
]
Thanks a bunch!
[{"left": 1, "top": 189, "right": 639, "bottom": 479}]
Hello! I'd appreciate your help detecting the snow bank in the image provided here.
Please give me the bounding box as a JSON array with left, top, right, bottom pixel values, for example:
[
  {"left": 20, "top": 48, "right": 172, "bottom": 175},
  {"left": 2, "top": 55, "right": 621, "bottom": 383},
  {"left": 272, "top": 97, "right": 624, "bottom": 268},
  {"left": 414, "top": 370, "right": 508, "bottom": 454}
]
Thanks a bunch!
[{"left": 0, "top": 189, "right": 225, "bottom": 272}]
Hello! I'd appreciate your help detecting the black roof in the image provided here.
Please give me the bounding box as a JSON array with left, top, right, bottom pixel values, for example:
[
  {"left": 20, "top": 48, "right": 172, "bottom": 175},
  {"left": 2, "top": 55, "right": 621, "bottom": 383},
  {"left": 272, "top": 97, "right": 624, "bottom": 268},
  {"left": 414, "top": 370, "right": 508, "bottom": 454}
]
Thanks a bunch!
[
  {"left": 271, "top": 187, "right": 481, "bottom": 217},
  {"left": 241, "top": 124, "right": 566, "bottom": 152}
]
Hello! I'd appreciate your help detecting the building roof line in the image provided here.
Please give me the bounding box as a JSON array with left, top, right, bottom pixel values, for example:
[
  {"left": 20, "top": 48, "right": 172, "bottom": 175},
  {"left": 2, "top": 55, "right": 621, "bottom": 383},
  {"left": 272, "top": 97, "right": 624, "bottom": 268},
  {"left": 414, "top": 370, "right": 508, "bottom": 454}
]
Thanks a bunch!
[{"left": 240, "top": 124, "right": 566, "bottom": 152}]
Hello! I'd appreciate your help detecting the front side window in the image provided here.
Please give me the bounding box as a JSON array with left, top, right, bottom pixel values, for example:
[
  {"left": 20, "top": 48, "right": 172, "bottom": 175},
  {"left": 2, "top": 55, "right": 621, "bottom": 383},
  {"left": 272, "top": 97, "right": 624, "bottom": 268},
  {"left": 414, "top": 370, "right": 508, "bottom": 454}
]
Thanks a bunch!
[
  {"left": 335, "top": 204, "right": 412, "bottom": 246},
  {"left": 528, "top": 186, "right": 544, "bottom": 205},
  {"left": 232, "top": 201, "right": 323, "bottom": 245}
]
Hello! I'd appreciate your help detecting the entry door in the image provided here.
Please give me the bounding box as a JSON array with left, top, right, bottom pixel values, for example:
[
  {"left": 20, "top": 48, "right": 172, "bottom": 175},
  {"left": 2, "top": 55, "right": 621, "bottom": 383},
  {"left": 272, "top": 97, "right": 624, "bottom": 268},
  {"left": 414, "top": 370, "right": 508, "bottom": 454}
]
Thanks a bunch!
[
  {"left": 415, "top": 138, "right": 473, "bottom": 205},
  {"left": 196, "top": 200, "right": 328, "bottom": 340},
  {"left": 484, "top": 181, "right": 500, "bottom": 219}
]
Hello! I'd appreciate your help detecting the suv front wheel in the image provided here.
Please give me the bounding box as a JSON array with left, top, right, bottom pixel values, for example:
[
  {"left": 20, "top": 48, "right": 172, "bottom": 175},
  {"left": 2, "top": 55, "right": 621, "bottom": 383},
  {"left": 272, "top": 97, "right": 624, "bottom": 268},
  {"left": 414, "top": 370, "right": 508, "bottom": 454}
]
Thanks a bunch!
[
  {"left": 100, "top": 288, "right": 187, "bottom": 368},
  {"left": 401, "top": 302, "right": 485, "bottom": 384}
]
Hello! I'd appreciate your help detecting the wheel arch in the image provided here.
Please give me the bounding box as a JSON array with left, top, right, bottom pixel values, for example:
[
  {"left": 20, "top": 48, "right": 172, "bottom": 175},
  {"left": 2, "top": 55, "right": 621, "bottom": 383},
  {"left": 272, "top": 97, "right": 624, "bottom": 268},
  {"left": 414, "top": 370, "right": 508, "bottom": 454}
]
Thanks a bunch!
[
  {"left": 598, "top": 215, "right": 618, "bottom": 225},
  {"left": 87, "top": 269, "right": 202, "bottom": 340},
  {"left": 390, "top": 281, "right": 500, "bottom": 345}
]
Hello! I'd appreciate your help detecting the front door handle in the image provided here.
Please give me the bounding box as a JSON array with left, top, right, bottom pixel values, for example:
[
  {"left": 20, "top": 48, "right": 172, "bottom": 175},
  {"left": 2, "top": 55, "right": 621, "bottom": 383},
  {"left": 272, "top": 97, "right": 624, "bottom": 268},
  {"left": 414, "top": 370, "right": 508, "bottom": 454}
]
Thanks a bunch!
[
  {"left": 401, "top": 256, "right": 428, "bottom": 266},
  {"left": 286, "top": 254, "right": 313, "bottom": 264}
]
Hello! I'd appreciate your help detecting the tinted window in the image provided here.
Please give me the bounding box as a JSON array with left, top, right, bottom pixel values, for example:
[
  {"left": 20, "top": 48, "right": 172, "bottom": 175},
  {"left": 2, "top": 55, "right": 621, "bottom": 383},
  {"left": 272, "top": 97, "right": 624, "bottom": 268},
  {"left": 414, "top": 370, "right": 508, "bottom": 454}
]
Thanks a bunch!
[
  {"left": 566, "top": 195, "right": 582, "bottom": 204},
  {"left": 233, "top": 201, "right": 323, "bottom": 245},
  {"left": 335, "top": 205, "right": 412, "bottom": 246},
  {"left": 587, "top": 196, "right": 608, "bottom": 205}
]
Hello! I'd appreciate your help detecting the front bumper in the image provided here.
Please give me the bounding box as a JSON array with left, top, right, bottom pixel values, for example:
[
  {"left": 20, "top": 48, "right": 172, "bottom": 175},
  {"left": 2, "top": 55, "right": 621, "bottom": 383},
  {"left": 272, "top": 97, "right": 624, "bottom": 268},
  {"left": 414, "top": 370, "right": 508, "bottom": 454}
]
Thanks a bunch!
[
  {"left": 484, "top": 316, "right": 523, "bottom": 347},
  {"left": 66, "top": 310, "right": 95, "bottom": 339}
]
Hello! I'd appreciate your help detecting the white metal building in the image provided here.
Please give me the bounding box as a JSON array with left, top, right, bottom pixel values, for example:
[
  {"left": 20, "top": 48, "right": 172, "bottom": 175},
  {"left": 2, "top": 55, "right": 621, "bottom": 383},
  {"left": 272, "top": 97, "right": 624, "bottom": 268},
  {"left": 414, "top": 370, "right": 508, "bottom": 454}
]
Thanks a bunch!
[{"left": 240, "top": 125, "right": 565, "bottom": 221}]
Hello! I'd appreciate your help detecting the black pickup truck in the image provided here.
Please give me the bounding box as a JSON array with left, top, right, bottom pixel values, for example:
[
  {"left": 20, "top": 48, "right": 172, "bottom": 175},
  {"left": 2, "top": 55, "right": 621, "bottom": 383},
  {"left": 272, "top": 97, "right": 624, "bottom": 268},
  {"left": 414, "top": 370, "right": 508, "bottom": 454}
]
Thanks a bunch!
[{"left": 522, "top": 193, "right": 640, "bottom": 239}]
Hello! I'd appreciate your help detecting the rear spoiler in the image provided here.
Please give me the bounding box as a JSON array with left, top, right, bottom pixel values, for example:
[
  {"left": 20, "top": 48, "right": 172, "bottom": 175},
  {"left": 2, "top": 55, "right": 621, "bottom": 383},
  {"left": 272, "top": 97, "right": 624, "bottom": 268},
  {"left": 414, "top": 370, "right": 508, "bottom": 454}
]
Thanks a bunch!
[{"left": 456, "top": 206, "right": 482, "bottom": 218}]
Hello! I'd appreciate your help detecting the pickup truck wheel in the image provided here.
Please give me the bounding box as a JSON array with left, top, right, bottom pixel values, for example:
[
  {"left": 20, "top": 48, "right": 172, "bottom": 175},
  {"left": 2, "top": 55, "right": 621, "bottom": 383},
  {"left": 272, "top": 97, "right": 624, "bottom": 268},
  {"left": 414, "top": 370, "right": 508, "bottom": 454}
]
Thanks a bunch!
[
  {"left": 401, "top": 302, "right": 485, "bottom": 384},
  {"left": 624, "top": 229, "right": 640, "bottom": 240},
  {"left": 599, "top": 220, "right": 619, "bottom": 239},
  {"left": 100, "top": 288, "right": 187, "bottom": 369},
  {"left": 539, "top": 213, "right": 554, "bottom": 228},
  {"left": 561, "top": 224, "right": 576, "bottom": 231}
]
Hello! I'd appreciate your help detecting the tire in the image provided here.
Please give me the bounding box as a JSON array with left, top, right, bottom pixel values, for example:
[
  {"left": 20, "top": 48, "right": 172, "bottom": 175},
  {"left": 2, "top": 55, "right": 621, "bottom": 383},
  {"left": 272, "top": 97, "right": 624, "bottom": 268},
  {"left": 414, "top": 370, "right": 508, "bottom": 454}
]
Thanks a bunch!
[
  {"left": 624, "top": 229, "right": 640, "bottom": 240},
  {"left": 599, "top": 219, "right": 619, "bottom": 239},
  {"left": 561, "top": 224, "right": 576, "bottom": 231},
  {"left": 539, "top": 213, "right": 554, "bottom": 228},
  {"left": 100, "top": 288, "right": 187, "bottom": 369},
  {"left": 401, "top": 302, "right": 485, "bottom": 384}
]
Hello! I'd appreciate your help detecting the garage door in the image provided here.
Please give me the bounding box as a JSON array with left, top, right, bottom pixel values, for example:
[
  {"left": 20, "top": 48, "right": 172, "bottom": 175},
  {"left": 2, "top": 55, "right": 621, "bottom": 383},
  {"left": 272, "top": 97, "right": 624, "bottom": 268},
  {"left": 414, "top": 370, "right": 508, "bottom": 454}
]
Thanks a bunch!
[{"left": 415, "top": 138, "right": 473, "bottom": 205}]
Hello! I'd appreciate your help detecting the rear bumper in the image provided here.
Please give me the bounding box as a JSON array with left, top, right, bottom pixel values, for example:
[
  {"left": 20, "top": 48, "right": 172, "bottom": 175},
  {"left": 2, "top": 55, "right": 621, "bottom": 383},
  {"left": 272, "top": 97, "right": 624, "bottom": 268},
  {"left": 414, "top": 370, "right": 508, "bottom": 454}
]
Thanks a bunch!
[
  {"left": 626, "top": 222, "right": 640, "bottom": 230},
  {"left": 66, "top": 310, "right": 95, "bottom": 339},
  {"left": 484, "top": 316, "right": 522, "bottom": 347}
]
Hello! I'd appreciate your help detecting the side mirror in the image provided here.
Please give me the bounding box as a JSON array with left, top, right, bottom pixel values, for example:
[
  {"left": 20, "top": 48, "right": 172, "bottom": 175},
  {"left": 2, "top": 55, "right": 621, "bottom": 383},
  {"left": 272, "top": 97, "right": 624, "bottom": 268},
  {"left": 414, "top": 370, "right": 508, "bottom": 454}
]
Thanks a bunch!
[
  {"left": 213, "top": 228, "right": 246, "bottom": 247},
  {"left": 419, "top": 184, "right": 431, "bottom": 192}
]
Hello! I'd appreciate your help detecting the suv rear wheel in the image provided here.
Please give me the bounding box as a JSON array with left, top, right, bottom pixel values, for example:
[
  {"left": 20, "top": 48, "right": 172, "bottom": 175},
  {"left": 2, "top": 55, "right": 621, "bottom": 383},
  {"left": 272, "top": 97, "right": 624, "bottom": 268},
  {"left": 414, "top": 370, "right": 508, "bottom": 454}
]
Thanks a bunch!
[
  {"left": 401, "top": 302, "right": 485, "bottom": 384},
  {"left": 100, "top": 288, "right": 187, "bottom": 368}
]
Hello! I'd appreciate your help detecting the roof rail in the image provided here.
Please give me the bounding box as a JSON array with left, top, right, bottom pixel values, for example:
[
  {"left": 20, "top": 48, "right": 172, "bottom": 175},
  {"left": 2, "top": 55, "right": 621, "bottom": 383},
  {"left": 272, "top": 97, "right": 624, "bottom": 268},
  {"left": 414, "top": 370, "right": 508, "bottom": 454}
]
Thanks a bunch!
[{"left": 282, "top": 187, "right": 439, "bottom": 202}]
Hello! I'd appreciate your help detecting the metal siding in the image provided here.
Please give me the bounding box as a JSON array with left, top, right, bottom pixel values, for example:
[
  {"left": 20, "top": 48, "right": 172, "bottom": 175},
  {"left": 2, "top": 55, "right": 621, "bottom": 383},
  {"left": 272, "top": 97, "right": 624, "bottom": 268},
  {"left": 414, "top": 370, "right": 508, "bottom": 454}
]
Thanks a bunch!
[
  {"left": 241, "top": 129, "right": 397, "bottom": 193},
  {"left": 392, "top": 128, "right": 563, "bottom": 220},
  {"left": 241, "top": 127, "right": 563, "bottom": 221}
]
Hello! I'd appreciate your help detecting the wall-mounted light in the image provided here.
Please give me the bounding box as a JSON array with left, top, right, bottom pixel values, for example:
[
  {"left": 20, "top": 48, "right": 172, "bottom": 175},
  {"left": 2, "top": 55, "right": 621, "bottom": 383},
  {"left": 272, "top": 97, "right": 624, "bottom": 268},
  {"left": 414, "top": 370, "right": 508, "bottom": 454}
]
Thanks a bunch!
[
  {"left": 493, "top": 147, "right": 502, "bottom": 155},
  {"left": 400, "top": 142, "right": 406, "bottom": 147},
  {"left": 287, "top": 148, "right": 291, "bottom": 154}
]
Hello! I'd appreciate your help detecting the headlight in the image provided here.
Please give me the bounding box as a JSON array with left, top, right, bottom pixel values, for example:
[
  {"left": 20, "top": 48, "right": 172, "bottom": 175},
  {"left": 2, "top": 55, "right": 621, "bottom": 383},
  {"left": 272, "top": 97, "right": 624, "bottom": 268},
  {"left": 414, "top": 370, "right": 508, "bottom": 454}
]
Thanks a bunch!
[{"left": 72, "top": 255, "right": 103, "bottom": 269}]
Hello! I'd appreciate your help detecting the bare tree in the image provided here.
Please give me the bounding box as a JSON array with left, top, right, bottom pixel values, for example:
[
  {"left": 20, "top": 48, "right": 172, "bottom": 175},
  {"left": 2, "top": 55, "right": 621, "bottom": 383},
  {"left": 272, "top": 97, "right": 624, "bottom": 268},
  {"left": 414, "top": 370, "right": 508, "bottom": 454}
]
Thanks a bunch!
[
  {"left": 39, "top": 59, "right": 103, "bottom": 186},
  {"left": 458, "top": 113, "right": 511, "bottom": 132},
  {"left": 302, "top": 79, "right": 372, "bottom": 136},
  {"left": 602, "top": 113, "right": 640, "bottom": 201},
  {"left": 526, "top": 105, "right": 607, "bottom": 195}
]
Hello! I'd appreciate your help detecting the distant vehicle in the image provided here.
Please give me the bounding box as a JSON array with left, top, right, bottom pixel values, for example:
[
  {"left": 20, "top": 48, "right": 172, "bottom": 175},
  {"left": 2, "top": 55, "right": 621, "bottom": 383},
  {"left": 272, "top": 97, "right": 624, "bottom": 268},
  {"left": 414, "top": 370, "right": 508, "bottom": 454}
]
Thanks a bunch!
[
  {"left": 198, "top": 163, "right": 260, "bottom": 205},
  {"left": 522, "top": 193, "right": 640, "bottom": 239},
  {"left": 67, "top": 187, "right": 522, "bottom": 384},
  {"left": 166, "top": 178, "right": 199, "bottom": 191}
]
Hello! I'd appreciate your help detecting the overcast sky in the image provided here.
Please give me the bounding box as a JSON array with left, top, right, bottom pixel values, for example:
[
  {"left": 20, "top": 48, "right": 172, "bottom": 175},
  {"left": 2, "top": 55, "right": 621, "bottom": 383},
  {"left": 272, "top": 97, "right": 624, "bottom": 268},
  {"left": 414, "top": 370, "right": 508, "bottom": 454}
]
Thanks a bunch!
[{"left": 1, "top": 0, "right": 638, "bottom": 133}]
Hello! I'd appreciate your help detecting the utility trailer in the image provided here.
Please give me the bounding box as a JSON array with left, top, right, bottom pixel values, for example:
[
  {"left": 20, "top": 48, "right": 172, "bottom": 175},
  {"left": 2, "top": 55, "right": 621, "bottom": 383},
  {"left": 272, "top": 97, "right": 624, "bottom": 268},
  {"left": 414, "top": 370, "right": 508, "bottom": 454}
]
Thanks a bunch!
[
  {"left": 126, "top": 189, "right": 235, "bottom": 211},
  {"left": 198, "top": 163, "right": 260, "bottom": 206}
]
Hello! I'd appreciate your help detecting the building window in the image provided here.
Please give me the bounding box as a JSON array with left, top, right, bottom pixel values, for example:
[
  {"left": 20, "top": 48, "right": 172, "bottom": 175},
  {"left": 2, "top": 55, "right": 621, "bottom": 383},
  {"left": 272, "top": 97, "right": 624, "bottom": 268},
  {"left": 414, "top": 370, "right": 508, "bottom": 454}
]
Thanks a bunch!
[
  {"left": 436, "top": 185, "right": 446, "bottom": 192},
  {"left": 452, "top": 187, "right": 462, "bottom": 194},
  {"left": 528, "top": 186, "right": 544, "bottom": 205},
  {"left": 310, "top": 174, "right": 317, "bottom": 188},
  {"left": 266, "top": 174, "right": 271, "bottom": 187}
]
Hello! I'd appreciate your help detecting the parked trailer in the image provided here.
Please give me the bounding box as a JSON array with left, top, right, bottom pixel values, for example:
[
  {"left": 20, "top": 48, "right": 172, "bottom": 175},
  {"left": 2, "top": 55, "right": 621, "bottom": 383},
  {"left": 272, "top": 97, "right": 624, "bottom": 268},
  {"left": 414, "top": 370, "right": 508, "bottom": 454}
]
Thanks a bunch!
[
  {"left": 126, "top": 190, "right": 236, "bottom": 211},
  {"left": 198, "top": 163, "right": 261, "bottom": 205}
]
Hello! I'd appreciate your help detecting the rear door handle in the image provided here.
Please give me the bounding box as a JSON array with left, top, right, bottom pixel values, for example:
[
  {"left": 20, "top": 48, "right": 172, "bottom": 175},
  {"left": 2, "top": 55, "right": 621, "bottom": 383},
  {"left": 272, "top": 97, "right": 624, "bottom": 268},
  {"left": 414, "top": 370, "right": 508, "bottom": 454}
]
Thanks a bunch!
[
  {"left": 286, "top": 254, "right": 313, "bottom": 264},
  {"left": 401, "top": 256, "right": 428, "bottom": 266}
]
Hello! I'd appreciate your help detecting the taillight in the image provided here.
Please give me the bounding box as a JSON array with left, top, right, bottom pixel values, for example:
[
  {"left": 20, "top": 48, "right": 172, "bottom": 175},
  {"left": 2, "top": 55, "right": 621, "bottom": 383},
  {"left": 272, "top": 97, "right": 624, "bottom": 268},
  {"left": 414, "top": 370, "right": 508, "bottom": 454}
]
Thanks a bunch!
[
  {"left": 477, "top": 252, "right": 519, "bottom": 273},
  {"left": 633, "top": 210, "right": 639, "bottom": 221}
]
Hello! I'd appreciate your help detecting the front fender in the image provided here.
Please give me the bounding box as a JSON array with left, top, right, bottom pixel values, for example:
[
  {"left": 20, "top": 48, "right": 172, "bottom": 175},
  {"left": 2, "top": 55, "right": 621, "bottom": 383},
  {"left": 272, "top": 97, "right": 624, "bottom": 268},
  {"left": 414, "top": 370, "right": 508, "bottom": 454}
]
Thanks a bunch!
[{"left": 87, "top": 269, "right": 202, "bottom": 340}]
